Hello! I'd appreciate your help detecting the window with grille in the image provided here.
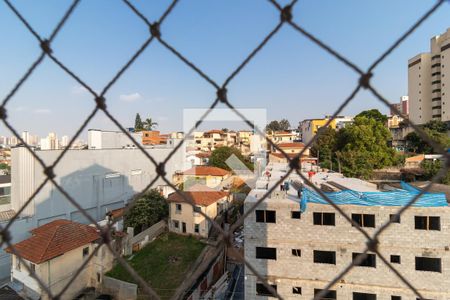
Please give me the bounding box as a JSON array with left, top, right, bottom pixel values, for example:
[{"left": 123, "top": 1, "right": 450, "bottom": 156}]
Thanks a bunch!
[
  {"left": 390, "top": 255, "right": 401, "bottom": 264},
  {"left": 353, "top": 292, "right": 377, "bottom": 300},
  {"left": 352, "top": 253, "right": 376, "bottom": 268},
  {"left": 256, "top": 283, "right": 277, "bottom": 297},
  {"left": 389, "top": 214, "right": 400, "bottom": 223},
  {"left": 256, "top": 247, "right": 277, "bottom": 260},
  {"left": 415, "top": 257, "right": 441, "bottom": 272},
  {"left": 352, "top": 214, "right": 375, "bottom": 228},
  {"left": 314, "top": 289, "right": 337, "bottom": 299},
  {"left": 292, "top": 249, "right": 301, "bottom": 257},
  {"left": 255, "top": 210, "right": 276, "bottom": 223},
  {"left": 30, "top": 263, "right": 35, "bottom": 274},
  {"left": 291, "top": 211, "right": 301, "bottom": 219},
  {"left": 82, "top": 247, "right": 89, "bottom": 258},
  {"left": 313, "top": 212, "right": 335, "bottom": 226},
  {"left": 314, "top": 250, "right": 336, "bottom": 265},
  {"left": 415, "top": 216, "right": 440, "bottom": 230}
]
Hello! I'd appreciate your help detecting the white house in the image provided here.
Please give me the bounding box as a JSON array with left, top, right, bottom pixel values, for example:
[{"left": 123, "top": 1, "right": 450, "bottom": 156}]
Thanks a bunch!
[{"left": 6, "top": 220, "right": 114, "bottom": 300}]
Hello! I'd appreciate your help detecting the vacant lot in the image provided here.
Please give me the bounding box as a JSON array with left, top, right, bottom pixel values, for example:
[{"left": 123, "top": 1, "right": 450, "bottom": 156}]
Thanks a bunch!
[{"left": 106, "top": 233, "right": 205, "bottom": 299}]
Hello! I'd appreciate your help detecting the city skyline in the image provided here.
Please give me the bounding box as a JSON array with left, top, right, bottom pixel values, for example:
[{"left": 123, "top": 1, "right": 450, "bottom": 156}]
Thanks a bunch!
[{"left": 1, "top": 1, "right": 450, "bottom": 137}]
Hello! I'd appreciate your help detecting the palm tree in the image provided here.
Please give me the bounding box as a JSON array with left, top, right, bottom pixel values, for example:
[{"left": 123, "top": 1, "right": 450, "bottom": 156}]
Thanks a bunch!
[{"left": 143, "top": 118, "right": 158, "bottom": 131}]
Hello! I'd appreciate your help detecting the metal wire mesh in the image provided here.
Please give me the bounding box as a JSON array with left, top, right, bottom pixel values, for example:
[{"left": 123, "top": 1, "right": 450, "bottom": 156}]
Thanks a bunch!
[{"left": 0, "top": 0, "right": 449, "bottom": 299}]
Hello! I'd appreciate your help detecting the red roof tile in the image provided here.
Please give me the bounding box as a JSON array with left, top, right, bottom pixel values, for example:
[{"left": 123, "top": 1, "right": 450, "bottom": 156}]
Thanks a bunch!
[
  {"left": 278, "top": 142, "right": 305, "bottom": 148},
  {"left": 6, "top": 220, "right": 100, "bottom": 264},
  {"left": 181, "top": 166, "right": 229, "bottom": 176},
  {"left": 205, "top": 130, "right": 224, "bottom": 134},
  {"left": 167, "top": 185, "right": 229, "bottom": 206}
]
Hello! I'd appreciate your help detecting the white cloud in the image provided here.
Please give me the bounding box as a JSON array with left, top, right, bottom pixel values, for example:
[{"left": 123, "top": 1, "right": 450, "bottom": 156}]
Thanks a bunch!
[
  {"left": 33, "top": 108, "right": 51, "bottom": 114},
  {"left": 14, "top": 106, "right": 27, "bottom": 112},
  {"left": 152, "top": 97, "right": 164, "bottom": 103},
  {"left": 71, "top": 85, "right": 88, "bottom": 95},
  {"left": 120, "top": 92, "right": 142, "bottom": 102}
]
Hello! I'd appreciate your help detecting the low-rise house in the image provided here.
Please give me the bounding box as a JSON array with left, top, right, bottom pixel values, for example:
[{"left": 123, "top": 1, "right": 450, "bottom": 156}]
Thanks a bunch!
[
  {"left": 269, "top": 142, "right": 310, "bottom": 166},
  {"left": 300, "top": 118, "right": 337, "bottom": 145},
  {"left": 142, "top": 130, "right": 168, "bottom": 145},
  {"left": 404, "top": 154, "right": 443, "bottom": 169},
  {"left": 273, "top": 142, "right": 308, "bottom": 155},
  {"left": 267, "top": 131, "right": 298, "bottom": 144},
  {"left": 186, "top": 152, "right": 210, "bottom": 167},
  {"left": 174, "top": 166, "right": 231, "bottom": 189},
  {"left": 5, "top": 220, "right": 113, "bottom": 300},
  {"left": 167, "top": 186, "right": 230, "bottom": 237}
]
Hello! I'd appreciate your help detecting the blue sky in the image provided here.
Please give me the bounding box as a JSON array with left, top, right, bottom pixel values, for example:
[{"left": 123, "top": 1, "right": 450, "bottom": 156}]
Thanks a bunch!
[{"left": 0, "top": 0, "right": 450, "bottom": 138}]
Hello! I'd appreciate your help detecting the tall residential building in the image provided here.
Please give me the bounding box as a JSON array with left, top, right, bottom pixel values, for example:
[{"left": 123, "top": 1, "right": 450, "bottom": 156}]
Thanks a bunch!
[
  {"left": 408, "top": 28, "right": 450, "bottom": 125},
  {"left": 8, "top": 136, "right": 18, "bottom": 146},
  {"left": 40, "top": 132, "right": 59, "bottom": 150},
  {"left": 21, "top": 131, "right": 30, "bottom": 145},
  {"left": 390, "top": 96, "right": 409, "bottom": 116},
  {"left": 60, "top": 135, "right": 69, "bottom": 148}
]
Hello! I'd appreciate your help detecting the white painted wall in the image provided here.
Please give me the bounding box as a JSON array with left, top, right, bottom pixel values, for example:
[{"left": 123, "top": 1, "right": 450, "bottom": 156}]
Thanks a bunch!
[{"left": 87, "top": 129, "right": 143, "bottom": 149}]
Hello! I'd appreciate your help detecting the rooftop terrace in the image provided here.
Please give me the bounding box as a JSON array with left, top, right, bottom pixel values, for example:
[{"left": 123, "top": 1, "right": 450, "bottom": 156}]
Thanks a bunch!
[{"left": 247, "top": 163, "right": 448, "bottom": 208}]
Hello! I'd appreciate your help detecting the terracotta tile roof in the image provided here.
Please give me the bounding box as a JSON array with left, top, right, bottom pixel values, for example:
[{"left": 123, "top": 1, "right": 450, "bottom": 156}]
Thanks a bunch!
[
  {"left": 205, "top": 129, "right": 224, "bottom": 134},
  {"left": 195, "top": 152, "right": 211, "bottom": 158},
  {"left": 6, "top": 220, "right": 100, "bottom": 264},
  {"left": 405, "top": 154, "right": 425, "bottom": 162},
  {"left": 167, "top": 186, "right": 228, "bottom": 206},
  {"left": 277, "top": 142, "right": 305, "bottom": 148},
  {"left": 181, "top": 166, "right": 229, "bottom": 176}
]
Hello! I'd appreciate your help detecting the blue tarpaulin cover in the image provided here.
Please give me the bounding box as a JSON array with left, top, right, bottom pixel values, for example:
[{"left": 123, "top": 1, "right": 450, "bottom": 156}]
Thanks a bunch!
[{"left": 298, "top": 181, "right": 447, "bottom": 212}]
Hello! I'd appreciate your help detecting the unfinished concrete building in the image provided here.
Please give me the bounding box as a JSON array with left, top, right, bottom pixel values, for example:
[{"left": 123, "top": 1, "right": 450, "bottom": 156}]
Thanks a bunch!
[{"left": 244, "top": 163, "right": 450, "bottom": 299}]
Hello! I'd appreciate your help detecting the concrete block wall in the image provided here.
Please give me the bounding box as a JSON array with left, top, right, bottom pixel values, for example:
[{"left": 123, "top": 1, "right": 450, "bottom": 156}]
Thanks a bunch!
[{"left": 244, "top": 197, "right": 450, "bottom": 299}]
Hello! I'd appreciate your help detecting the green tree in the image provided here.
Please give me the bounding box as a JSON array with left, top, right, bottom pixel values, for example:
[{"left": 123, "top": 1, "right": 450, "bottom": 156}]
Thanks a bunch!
[
  {"left": 335, "top": 115, "right": 396, "bottom": 178},
  {"left": 421, "top": 159, "right": 450, "bottom": 185},
  {"left": 278, "top": 119, "right": 291, "bottom": 131},
  {"left": 124, "top": 189, "right": 168, "bottom": 234},
  {"left": 209, "top": 146, "right": 253, "bottom": 171},
  {"left": 311, "top": 127, "right": 337, "bottom": 170},
  {"left": 424, "top": 120, "right": 447, "bottom": 133},
  {"left": 265, "top": 119, "right": 291, "bottom": 132},
  {"left": 143, "top": 117, "right": 158, "bottom": 131},
  {"left": 355, "top": 109, "right": 388, "bottom": 124},
  {"left": 406, "top": 120, "right": 450, "bottom": 154},
  {"left": 0, "top": 163, "right": 10, "bottom": 174},
  {"left": 134, "top": 113, "right": 144, "bottom": 132}
]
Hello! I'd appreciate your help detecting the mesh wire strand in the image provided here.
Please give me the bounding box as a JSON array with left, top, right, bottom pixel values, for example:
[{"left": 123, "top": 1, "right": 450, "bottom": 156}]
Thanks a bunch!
[{"left": 0, "top": 0, "right": 448, "bottom": 299}]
